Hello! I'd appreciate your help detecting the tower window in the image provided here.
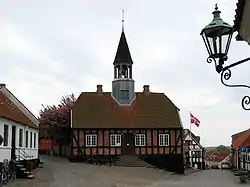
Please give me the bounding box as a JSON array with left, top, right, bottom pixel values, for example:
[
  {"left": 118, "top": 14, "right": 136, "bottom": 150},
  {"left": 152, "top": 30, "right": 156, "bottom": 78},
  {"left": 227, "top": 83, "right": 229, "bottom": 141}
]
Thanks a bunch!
[
  {"left": 120, "top": 90, "right": 129, "bottom": 99},
  {"left": 121, "top": 65, "right": 128, "bottom": 78}
]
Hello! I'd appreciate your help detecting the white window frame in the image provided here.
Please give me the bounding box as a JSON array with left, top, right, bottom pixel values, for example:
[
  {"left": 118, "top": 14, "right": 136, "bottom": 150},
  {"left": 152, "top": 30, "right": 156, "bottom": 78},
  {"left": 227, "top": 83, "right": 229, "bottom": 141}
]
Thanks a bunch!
[
  {"left": 135, "top": 134, "right": 145, "bottom": 146},
  {"left": 159, "top": 134, "right": 169, "bottom": 146},
  {"left": 110, "top": 134, "right": 121, "bottom": 147},
  {"left": 86, "top": 134, "right": 97, "bottom": 147},
  {"left": 247, "top": 153, "right": 250, "bottom": 161}
]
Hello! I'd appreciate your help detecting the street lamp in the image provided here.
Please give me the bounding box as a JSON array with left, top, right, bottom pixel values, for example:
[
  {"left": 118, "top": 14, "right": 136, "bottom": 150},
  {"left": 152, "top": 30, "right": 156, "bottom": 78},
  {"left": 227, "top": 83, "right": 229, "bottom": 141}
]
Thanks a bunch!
[{"left": 200, "top": 4, "right": 250, "bottom": 110}]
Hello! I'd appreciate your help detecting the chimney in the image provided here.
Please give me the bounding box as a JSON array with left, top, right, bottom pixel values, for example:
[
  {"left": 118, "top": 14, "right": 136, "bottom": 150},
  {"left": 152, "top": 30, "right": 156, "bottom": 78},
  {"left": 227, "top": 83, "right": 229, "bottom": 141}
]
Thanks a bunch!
[
  {"left": 96, "top": 84, "right": 103, "bottom": 93},
  {"left": 195, "top": 136, "right": 200, "bottom": 144},
  {"left": 0, "top": 83, "right": 6, "bottom": 87},
  {"left": 143, "top": 85, "right": 150, "bottom": 95}
]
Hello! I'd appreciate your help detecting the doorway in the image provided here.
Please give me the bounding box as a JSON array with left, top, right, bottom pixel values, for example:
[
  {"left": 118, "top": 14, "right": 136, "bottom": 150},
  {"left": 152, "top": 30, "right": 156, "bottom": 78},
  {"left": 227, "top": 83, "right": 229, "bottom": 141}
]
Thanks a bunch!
[
  {"left": 11, "top": 126, "right": 16, "bottom": 160},
  {"left": 122, "top": 133, "right": 135, "bottom": 155}
]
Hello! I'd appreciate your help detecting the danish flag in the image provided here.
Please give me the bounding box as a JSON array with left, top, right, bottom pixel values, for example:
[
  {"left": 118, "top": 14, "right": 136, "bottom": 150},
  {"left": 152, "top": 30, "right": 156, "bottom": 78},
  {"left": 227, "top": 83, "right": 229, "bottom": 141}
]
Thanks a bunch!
[{"left": 190, "top": 113, "right": 200, "bottom": 127}]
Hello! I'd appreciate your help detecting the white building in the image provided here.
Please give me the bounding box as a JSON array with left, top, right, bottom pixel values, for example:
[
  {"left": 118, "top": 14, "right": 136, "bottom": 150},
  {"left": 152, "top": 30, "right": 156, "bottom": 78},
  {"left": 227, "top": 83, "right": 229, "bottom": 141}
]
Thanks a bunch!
[
  {"left": 183, "top": 129, "right": 205, "bottom": 170},
  {"left": 0, "top": 83, "right": 39, "bottom": 163}
]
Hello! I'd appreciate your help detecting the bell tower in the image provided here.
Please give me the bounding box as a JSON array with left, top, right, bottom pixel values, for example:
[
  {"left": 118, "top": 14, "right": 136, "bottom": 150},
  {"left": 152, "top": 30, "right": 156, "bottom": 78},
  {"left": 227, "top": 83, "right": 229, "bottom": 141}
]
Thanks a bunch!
[{"left": 111, "top": 10, "right": 135, "bottom": 105}]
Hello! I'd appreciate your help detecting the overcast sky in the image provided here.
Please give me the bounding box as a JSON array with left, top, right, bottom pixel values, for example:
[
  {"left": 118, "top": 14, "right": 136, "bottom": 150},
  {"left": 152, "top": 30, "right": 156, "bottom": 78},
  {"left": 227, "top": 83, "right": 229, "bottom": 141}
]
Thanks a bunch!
[{"left": 1, "top": 0, "right": 249, "bottom": 146}]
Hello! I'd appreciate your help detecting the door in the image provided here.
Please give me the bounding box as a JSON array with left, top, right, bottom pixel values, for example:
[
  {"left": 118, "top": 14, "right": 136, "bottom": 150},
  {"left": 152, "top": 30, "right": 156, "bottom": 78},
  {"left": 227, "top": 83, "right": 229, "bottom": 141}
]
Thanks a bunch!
[
  {"left": 11, "top": 126, "right": 16, "bottom": 160},
  {"left": 122, "top": 133, "right": 135, "bottom": 154}
]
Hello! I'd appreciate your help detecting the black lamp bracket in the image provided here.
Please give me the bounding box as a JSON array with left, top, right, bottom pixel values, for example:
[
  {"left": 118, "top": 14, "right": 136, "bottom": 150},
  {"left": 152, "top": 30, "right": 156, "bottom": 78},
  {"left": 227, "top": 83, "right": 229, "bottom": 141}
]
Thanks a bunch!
[{"left": 207, "top": 57, "right": 250, "bottom": 110}]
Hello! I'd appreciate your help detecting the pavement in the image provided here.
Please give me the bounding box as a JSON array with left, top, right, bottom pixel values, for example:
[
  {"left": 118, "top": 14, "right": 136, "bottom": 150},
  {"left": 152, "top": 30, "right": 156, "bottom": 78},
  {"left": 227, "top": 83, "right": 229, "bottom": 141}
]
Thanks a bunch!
[{"left": 6, "top": 155, "right": 249, "bottom": 187}]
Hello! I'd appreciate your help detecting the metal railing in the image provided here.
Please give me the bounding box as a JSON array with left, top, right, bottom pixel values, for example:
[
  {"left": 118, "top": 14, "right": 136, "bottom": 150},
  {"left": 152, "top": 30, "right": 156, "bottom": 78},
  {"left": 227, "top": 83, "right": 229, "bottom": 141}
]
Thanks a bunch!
[{"left": 16, "top": 148, "right": 33, "bottom": 161}]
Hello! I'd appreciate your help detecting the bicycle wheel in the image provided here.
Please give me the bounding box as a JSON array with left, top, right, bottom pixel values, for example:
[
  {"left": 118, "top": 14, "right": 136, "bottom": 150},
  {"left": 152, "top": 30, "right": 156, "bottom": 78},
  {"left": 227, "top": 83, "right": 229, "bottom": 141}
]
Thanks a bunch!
[
  {"left": 1, "top": 171, "right": 7, "bottom": 185},
  {"left": 0, "top": 172, "right": 2, "bottom": 187}
]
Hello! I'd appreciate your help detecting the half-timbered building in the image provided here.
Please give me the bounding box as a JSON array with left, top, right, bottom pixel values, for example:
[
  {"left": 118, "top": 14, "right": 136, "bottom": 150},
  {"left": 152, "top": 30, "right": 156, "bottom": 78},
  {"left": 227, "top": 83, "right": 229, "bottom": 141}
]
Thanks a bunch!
[
  {"left": 69, "top": 25, "right": 184, "bottom": 173},
  {"left": 183, "top": 129, "right": 205, "bottom": 170}
]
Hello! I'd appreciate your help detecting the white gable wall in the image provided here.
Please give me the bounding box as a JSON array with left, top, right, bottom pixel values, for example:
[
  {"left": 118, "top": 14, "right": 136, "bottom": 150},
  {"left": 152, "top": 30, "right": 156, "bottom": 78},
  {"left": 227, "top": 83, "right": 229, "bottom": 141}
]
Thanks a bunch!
[{"left": 0, "top": 117, "right": 39, "bottom": 162}]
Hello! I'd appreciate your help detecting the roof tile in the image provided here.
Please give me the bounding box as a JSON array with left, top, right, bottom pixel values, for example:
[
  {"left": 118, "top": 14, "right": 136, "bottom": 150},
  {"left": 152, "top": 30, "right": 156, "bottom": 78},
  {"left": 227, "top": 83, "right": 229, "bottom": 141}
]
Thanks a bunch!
[
  {"left": 232, "top": 129, "right": 250, "bottom": 148},
  {"left": 72, "top": 92, "right": 181, "bottom": 129},
  {"left": 0, "top": 91, "right": 37, "bottom": 129}
]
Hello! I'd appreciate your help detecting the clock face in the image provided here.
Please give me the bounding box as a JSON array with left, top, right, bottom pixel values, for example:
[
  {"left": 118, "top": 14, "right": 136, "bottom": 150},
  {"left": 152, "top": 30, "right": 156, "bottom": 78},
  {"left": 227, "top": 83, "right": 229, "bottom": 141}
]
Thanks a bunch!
[{"left": 121, "top": 90, "right": 129, "bottom": 99}]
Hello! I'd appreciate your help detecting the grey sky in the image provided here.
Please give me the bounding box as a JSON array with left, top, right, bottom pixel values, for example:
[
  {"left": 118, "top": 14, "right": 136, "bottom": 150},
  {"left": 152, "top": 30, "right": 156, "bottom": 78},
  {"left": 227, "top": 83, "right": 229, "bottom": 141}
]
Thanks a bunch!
[{"left": 1, "top": 0, "right": 249, "bottom": 146}]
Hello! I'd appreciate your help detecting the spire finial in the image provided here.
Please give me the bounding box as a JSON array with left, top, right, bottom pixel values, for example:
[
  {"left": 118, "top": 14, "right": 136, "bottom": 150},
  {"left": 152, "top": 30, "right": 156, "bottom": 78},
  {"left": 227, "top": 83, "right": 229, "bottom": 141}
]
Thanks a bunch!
[
  {"left": 122, "top": 9, "right": 124, "bottom": 32},
  {"left": 212, "top": 3, "right": 221, "bottom": 18},
  {"left": 215, "top": 3, "right": 218, "bottom": 10}
]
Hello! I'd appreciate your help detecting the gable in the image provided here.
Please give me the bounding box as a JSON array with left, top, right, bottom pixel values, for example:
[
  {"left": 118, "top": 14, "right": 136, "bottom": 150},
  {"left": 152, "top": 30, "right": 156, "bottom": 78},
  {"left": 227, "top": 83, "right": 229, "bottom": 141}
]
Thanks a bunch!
[
  {"left": 183, "top": 129, "right": 203, "bottom": 149},
  {"left": 184, "top": 135, "right": 192, "bottom": 141},
  {"left": 0, "top": 84, "right": 38, "bottom": 129}
]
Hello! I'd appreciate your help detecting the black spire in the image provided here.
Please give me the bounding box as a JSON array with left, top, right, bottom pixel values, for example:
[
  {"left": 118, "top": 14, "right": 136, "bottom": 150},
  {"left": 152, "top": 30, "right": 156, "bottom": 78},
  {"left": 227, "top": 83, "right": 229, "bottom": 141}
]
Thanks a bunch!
[
  {"left": 113, "top": 10, "right": 133, "bottom": 65},
  {"left": 113, "top": 31, "right": 133, "bottom": 65}
]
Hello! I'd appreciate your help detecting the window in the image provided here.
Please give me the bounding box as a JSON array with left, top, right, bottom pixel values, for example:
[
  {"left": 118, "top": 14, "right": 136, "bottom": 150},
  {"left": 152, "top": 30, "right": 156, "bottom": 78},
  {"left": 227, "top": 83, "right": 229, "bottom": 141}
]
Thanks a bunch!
[
  {"left": 86, "top": 134, "right": 97, "bottom": 147},
  {"left": 34, "top": 133, "right": 36, "bottom": 148},
  {"left": 110, "top": 134, "right": 121, "bottom": 146},
  {"left": 30, "top": 132, "right": 33, "bottom": 148},
  {"left": 25, "top": 131, "right": 28, "bottom": 148},
  {"left": 159, "top": 134, "right": 169, "bottom": 146},
  {"left": 3, "top": 125, "right": 8, "bottom": 146},
  {"left": 120, "top": 90, "right": 129, "bottom": 99},
  {"left": 135, "top": 134, "right": 145, "bottom": 146},
  {"left": 19, "top": 129, "right": 23, "bottom": 147}
]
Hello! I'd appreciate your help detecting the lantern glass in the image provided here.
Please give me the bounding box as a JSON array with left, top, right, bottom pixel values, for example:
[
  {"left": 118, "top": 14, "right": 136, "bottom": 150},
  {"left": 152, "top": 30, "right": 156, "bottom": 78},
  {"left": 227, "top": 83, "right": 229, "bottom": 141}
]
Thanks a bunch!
[
  {"left": 202, "top": 26, "right": 233, "bottom": 59},
  {"left": 201, "top": 5, "right": 233, "bottom": 60}
]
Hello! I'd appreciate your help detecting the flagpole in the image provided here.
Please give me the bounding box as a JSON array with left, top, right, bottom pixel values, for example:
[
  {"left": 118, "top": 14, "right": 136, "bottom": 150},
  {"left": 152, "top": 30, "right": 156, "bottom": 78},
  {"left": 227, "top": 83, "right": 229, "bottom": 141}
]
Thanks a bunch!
[{"left": 189, "top": 111, "right": 192, "bottom": 133}]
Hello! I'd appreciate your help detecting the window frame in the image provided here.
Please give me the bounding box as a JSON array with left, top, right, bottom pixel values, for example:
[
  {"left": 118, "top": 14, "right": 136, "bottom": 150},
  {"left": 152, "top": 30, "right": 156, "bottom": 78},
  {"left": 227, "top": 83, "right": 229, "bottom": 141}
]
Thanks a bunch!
[
  {"left": 110, "top": 134, "right": 121, "bottom": 147},
  {"left": 3, "top": 124, "right": 9, "bottom": 146},
  {"left": 34, "top": 133, "right": 36, "bottom": 148},
  {"left": 30, "top": 132, "right": 33, "bottom": 148},
  {"left": 158, "top": 134, "right": 169, "bottom": 146},
  {"left": 25, "top": 131, "right": 29, "bottom": 148},
  {"left": 135, "top": 134, "right": 146, "bottom": 146},
  {"left": 19, "top": 129, "right": 23, "bottom": 147},
  {"left": 86, "top": 134, "right": 97, "bottom": 147}
]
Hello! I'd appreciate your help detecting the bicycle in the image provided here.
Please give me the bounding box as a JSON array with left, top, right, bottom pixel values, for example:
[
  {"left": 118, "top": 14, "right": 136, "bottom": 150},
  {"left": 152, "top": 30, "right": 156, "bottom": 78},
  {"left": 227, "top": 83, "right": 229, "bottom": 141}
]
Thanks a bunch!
[
  {"left": 8, "top": 160, "right": 16, "bottom": 182},
  {"left": 0, "top": 159, "right": 16, "bottom": 186},
  {"left": 0, "top": 160, "right": 8, "bottom": 186}
]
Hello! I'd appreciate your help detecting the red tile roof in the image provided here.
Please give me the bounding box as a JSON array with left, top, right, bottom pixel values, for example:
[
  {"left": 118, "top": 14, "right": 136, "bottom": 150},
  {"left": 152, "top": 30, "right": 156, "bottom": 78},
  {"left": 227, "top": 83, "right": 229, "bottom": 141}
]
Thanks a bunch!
[
  {"left": 72, "top": 92, "right": 181, "bottom": 129},
  {"left": 232, "top": 129, "right": 250, "bottom": 148},
  {"left": 0, "top": 90, "right": 37, "bottom": 129},
  {"left": 205, "top": 153, "right": 228, "bottom": 162},
  {"left": 232, "top": 129, "right": 248, "bottom": 141}
]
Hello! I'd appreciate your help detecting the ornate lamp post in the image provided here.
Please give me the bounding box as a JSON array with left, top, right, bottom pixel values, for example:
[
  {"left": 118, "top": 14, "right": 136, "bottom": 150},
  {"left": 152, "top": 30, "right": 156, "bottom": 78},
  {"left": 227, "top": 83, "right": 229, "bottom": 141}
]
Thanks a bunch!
[{"left": 200, "top": 4, "right": 250, "bottom": 110}]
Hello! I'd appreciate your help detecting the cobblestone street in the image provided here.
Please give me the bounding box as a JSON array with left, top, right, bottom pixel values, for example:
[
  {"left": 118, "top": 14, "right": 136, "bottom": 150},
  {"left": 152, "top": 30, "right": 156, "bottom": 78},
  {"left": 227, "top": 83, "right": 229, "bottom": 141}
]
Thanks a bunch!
[{"left": 6, "top": 155, "right": 249, "bottom": 187}]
